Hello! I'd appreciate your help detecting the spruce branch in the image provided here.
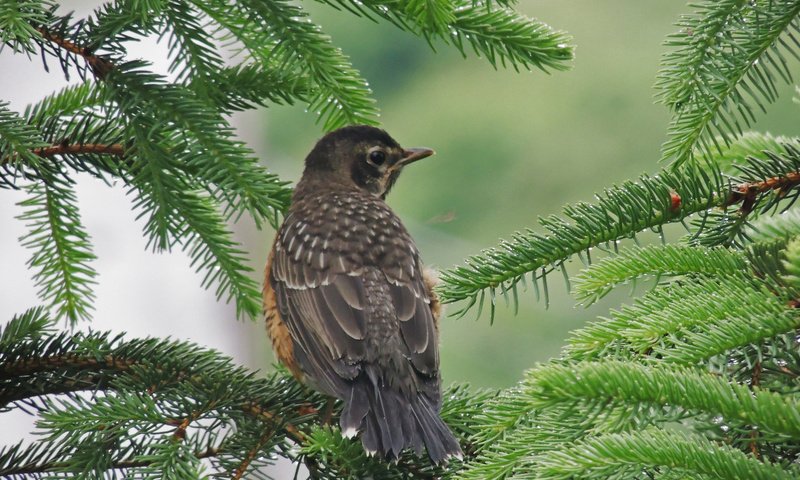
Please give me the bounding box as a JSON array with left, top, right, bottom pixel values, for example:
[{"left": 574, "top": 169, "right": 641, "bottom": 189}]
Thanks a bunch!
[
  {"left": 440, "top": 142, "right": 800, "bottom": 319},
  {"left": 125, "top": 137, "right": 264, "bottom": 320},
  {"left": 161, "top": 0, "right": 224, "bottom": 85},
  {"left": 0, "top": 101, "right": 49, "bottom": 188},
  {"left": 656, "top": 0, "right": 746, "bottom": 110},
  {"left": 657, "top": 0, "right": 800, "bottom": 165},
  {"left": 23, "top": 81, "right": 105, "bottom": 129},
  {"left": 706, "top": 131, "right": 800, "bottom": 174},
  {"left": 0, "top": 0, "right": 53, "bottom": 54},
  {"left": 0, "top": 307, "right": 52, "bottom": 350},
  {"left": 526, "top": 360, "right": 800, "bottom": 438},
  {"left": 107, "top": 60, "right": 291, "bottom": 226},
  {"left": 459, "top": 402, "right": 611, "bottom": 480},
  {"left": 24, "top": 78, "right": 289, "bottom": 219},
  {"left": 566, "top": 275, "right": 791, "bottom": 361},
  {"left": 0, "top": 311, "right": 487, "bottom": 478},
  {"left": 744, "top": 239, "right": 794, "bottom": 296},
  {"left": 746, "top": 208, "right": 800, "bottom": 243},
  {"left": 83, "top": 0, "right": 166, "bottom": 52},
  {"left": 314, "top": 0, "right": 574, "bottom": 72},
  {"left": 462, "top": 386, "right": 530, "bottom": 448},
  {"left": 38, "top": 117, "right": 130, "bottom": 182},
  {"left": 195, "top": 0, "right": 379, "bottom": 131},
  {"left": 230, "top": 427, "right": 277, "bottom": 480},
  {"left": 690, "top": 142, "right": 800, "bottom": 248},
  {"left": 0, "top": 309, "right": 322, "bottom": 432},
  {"left": 22, "top": 12, "right": 293, "bottom": 219},
  {"left": 573, "top": 244, "right": 748, "bottom": 305},
  {"left": 533, "top": 428, "right": 796, "bottom": 480},
  {"left": 192, "top": 64, "right": 311, "bottom": 114},
  {"left": 687, "top": 209, "right": 753, "bottom": 248},
  {"left": 438, "top": 164, "right": 722, "bottom": 316},
  {"left": 16, "top": 181, "right": 98, "bottom": 326},
  {"left": 781, "top": 237, "right": 800, "bottom": 292},
  {"left": 35, "top": 25, "right": 114, "bottom": 79},
  {"left": 29, "top": 142, "right": 125, "bottom": 159},
  {"left": 1, "top": 351, "right": 135, "bottom": 379},
  {"left": 242, "top": 404, "right": 307, "bottom": 446},
  {"left": 0, "top": 440, "right": 65, "bottom": 478},
  {"left": 240, "top": 0, "right": 378, "bottom": 132},
  {"left": 656, "top": 306, "right": 800, "bottom": 366},
  {"left": 447, "top": 0, "right": 572, "bottom": 72},
  {"left": 85, "top": 63, "right": 289, "bottom": 318},
  {"left": 0, "top": 442, "right": 222, "bottom": 478},
  {"left": 0, "top": 359, "right": 306, "bottom": 455},
  {"left": 402, "top": 0, "right": 454, "bottom": 36}
]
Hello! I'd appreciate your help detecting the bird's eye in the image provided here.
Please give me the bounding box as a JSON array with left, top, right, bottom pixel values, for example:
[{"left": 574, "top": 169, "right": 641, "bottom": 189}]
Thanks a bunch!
[{"left": 368, "top": 149, "right": 387, "bottom": 166}]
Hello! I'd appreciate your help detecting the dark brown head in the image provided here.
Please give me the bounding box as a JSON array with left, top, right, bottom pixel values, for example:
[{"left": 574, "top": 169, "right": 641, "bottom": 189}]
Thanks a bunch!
[{"left": 300, "top": 125, "right": 434, "bottom": 199}]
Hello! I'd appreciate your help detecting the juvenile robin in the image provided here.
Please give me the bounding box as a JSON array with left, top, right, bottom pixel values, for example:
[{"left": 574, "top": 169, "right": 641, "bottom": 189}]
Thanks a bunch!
[{"left": 263, "top": 125, "right": 462, "bottom": 463}]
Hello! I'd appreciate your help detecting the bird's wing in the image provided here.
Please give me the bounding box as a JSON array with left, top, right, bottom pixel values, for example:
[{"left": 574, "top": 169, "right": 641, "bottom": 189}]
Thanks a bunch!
[
  {"left": 270, "top": 213, "right": 439, "bottom": 397},
  {"left": 386, "top": 274, "right": 439, "bottom": 375}
]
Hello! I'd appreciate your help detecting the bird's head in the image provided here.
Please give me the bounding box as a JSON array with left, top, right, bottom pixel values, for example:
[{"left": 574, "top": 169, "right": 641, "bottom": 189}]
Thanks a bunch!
[{"left": 302, "top": 125, "right": 434, "bottom": 199}]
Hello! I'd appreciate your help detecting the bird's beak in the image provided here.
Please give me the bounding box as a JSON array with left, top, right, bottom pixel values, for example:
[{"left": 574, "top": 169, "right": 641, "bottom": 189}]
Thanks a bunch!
[{"left": 395, "top": 147, "right": 435, "bottom": 169}]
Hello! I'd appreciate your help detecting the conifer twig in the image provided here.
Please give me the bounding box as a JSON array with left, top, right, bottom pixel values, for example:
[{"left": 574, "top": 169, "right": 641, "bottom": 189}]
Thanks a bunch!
[
  {"left": 168, "top": 412, "right": 202, "bottom": 442},
  {"left": 442, "top": 160, "right": 800, "bottom": 309},
  {"left": 35, "top": 27, "right": 114, "bottom": 78},
  {"left": 0, "top": 446, "right": 221, "bottom": 477},
  {"left": 242, "top": 403, "right": 307, "bottom": 445},
  {"left": 1, "top": 144, "right": 126, "bottom": 167},
  {"left": 0, "top": 352, "right": 310, "bottom": 448},
  {"left": 231, "top": 427, "right": 276, "bottom": 480},
  {"left": 727, "top": 171, "right": 800, "bottom": 212},
  {"left": 0, "top": 353, "right": 136, "bottom": 376},
  {"left": 31, "top": 143, "right": 125, "bottom": 159}
]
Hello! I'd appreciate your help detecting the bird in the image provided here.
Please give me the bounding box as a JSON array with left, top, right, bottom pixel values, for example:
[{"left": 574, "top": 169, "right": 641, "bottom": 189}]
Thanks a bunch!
[{"left": 263, "top": 125, "right": 462, "bottom": 463}]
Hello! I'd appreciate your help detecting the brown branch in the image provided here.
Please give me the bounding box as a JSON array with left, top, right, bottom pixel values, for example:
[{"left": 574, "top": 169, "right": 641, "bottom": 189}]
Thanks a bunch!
[
  {"left": 0, "top": 373, "right": 107, "bottom": 407},
  {"left": 169, "top": 416, "right": 194, "bottom": 442},
  {"left": 0, "top": 354, "right": 136, "bottom": 377},
  {"left": 168, "top": 402, "right": 218, "bottom": 442},
  {"left": 0, "top": 143, "right": 127, "bottom": 168},
  {"left": 0, "top": 354, "right": 138, "bottom": 408},
  {"left": 232, "top": 427, "right": 276, "bottom": 480},
  {"left": 108, "top": 446, "right": 220, "bottom": 471},
  {"left": 35, "top": 27, "right": 114, "bottom": 78},
  {"left": 32, "top": 143, "right": 126, "bottom": 158},
  {"left": 242, "top": 403, "right": 307, "bottom": 445},
  {"left": 725, "top": 171, "right": 800, "bottom": 212},
  {"left": 665, "top": 170, "right": 800, "bottom": 216}
]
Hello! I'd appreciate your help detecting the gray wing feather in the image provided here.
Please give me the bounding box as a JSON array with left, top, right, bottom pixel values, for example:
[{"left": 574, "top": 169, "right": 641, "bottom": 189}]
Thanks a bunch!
[{"left": 319, "top": 282, "right": 366, "bottom": 339}]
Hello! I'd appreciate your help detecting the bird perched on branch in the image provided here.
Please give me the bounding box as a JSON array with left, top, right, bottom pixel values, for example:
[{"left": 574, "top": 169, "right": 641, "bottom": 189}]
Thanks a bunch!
[{"left": 263, "top": 125, "right": 462, "bottom": 463}]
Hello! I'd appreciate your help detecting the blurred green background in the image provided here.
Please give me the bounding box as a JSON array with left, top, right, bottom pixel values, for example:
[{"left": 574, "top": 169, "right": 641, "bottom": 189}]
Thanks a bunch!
[{"left": 255, "top": 1, "right": 800, "bottom": 388}]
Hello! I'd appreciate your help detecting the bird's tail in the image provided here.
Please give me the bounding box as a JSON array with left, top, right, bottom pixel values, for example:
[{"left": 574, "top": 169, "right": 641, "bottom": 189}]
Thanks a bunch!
[{"left": 339, "top": 377, "right": 462, "bottom": 463}]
